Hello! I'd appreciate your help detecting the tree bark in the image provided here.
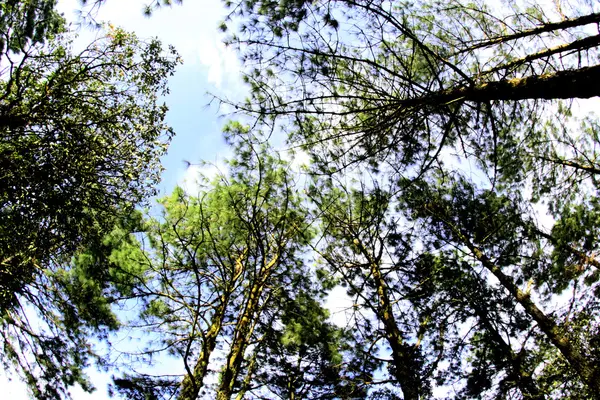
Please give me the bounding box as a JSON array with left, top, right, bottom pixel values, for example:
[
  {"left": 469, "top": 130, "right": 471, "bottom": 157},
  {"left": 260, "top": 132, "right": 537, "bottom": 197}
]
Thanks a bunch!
[
  {"left": 453, "top": 230, "right": 600, "bottom": 397},
  {"left": 216, "top": 254, "right": 279, "bottom": 400},
  {"left": 178, "top": 297, "right": 228, "bottom": 400},
  {"left": 405, "top": 65, "right": 600, "bottom": 112},
  {"left": 371, "top": 260, "right": 421, "bottom": 400},
  {"left": 355, "top": 239, "right": 422, "bottom": 400},
  {"left": 457, "top": 12, "right": 600, "bottom": 53}
]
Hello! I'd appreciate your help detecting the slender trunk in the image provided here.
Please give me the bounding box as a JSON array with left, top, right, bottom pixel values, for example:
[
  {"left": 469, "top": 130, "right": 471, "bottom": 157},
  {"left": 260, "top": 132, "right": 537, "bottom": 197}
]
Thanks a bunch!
[
  {"left": 456, "top": 12, "right": 600, "bottom": 53},
  {"left": 216, "top": 284, "right": 261, "bottom": 400},
  {"left": 533, "top": 155, "right": 600, "bottom": 176},
  {"left": 486, "top": 35, "right": 600, "bottom": 75},
  {"left": 216, "top": 254, "right": 278, "bottom": 400},
  {"left": 216, "top": 302, "right": 255, "bottom": 400},
  {"left": 234, "top": 345, "right": 260, "bottom": 400},
  {"left": 178, "top": 297, "right": 228, "bottom": 400},
  {"left": 354, "top": 239, "right": 421, "bottom": 400},
  {"left": 370, "top": 260, "right": 421, "bottom": 400},
  {"left": 178, "top": 251, "right": 247, "bottom": 400},
  {"left": 454, "top": 230, "right": 600, "bottom": 396},
  {"left": 287, "top": 374, "right": 296, "bottom": 400}
]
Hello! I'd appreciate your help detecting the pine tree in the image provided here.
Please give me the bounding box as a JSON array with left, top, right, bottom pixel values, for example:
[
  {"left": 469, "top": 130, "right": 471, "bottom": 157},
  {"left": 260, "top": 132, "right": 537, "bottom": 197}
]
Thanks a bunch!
[{"left": 109, "top": 131, "right": 373, "bottom": 399}]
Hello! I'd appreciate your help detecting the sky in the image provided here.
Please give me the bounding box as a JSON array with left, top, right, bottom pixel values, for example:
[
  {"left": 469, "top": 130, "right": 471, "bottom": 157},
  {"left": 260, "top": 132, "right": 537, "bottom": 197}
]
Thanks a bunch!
[{"left": 58, "top": 0, "right": 245, "bottom": 197}]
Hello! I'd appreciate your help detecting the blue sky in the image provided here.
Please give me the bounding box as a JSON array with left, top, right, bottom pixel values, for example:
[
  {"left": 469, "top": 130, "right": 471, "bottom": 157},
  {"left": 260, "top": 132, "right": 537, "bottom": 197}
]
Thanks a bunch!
[
  {"left": 2, "top": 0, "right": 243, "bottom": 398},
  {"left": 57, "top": 0, "right": 245, "bottom": 196}
]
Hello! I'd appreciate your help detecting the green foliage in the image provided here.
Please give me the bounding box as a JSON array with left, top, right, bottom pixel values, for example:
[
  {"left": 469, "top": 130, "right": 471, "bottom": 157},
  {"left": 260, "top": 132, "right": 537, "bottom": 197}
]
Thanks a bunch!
[
  {"left": 210, "top": 0, "right": 600, "bottom": 396},
  {"left": 109, "top": 374, "right": 178, "bottom": 400},
  {"left": 0, "top": 21, "right": 179, "bottom": 399},
  {"left": 9, "top": 0, "right": 600, "bottom": 398},
  {"left": 0, "top": 211, "right": 150, "bottom": 400},
  {"left": 0, "top": 0, "right": 64, "bottom": 54},
  {"left": 101, "top": 135, "right": 370, "bottom": 399},
  {"left": 254, "top": 292, "right": 375, "bottom": 399},
  {"left": 0, "top": 26, "right": 179, "bottom": 308}
]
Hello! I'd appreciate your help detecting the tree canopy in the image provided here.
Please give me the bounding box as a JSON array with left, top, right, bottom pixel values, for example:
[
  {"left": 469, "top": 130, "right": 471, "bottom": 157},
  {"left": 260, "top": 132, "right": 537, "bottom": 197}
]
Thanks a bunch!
[
  {"left": 0, "top": 0, "right": 64, "bottom": 54},
  {"left": 0, "top": 7, "right": 180, "bottom": 398},
  {"left": 212, "top": 0, "right": 600, "bottom": 397},
  {"left": 219, "top": 0, "right": 600, "bottom": 174},
  {"left": 4, "top": 0, "right": 600, "bottom": 399},
  {"left": 104, "top": 132, "right": 375, "bottom": 399}
]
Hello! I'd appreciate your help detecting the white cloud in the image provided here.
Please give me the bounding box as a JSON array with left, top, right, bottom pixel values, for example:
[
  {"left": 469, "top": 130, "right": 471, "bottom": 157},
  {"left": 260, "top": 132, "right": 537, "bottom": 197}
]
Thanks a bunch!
[
  {"left": 325, "top": 285, "right": 356, "bottom": 328},
  {"left": 0, "top": 373, "right": 29, "bottom": 400},
  {"left": 195, "top": 37, "right": 241, "bottom": 89},
  {"left": 179, "top": 159, "right": 230, "bottom": 196},
  {"left": 0, "top": 363, "right": 113, "bottom": 400},
  {"left": 280, "top": 147, "right": 312, "bottom": 172},
  {"left": 57, "top": 0, "right": 241, "bottom": 86},
  {"left": 58, "top": 0, "right": 247, "bottom": 103}
]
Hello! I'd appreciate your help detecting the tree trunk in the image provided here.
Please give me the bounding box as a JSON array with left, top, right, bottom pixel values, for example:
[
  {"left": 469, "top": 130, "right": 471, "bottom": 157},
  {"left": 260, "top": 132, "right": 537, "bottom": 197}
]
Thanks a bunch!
[
  {"left": 355, "top": 239, "right": 422, "bottom": 400},
  {"left": 457, "top": 65, "right": 600, "bottom": 101},
  {"left": 402, "top": 65, "right": 600, "bottom": 113},
  {"left": 234, "top": 346, "right": 259, "bottom": 400},
  {"left": 459, "top": 12, "right": 600, "bottom": 53},
  {"left": 178, "top": 297, "right": 228, "bottom": 400},
  {"left": 216, "top": 254, "right": 278, "bottom": 400},
  {"left": 454, "top": 230, "right": 600, "bottom": 397},
  {"left": 371, "top": 260, "right": 421, "bottom": 400},
  {"left": 472, "top": 304, "right": 545, "bottom": 400}
]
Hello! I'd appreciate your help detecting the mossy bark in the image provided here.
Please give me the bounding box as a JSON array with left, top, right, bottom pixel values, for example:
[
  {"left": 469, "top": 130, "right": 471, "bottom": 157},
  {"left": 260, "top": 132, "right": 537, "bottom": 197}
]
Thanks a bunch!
[
  {"left": 178, "top": 297, "right": 228, "bottom": 400},
  {"left": 216, "top": 254, "right": 279, "bottom": 400}
]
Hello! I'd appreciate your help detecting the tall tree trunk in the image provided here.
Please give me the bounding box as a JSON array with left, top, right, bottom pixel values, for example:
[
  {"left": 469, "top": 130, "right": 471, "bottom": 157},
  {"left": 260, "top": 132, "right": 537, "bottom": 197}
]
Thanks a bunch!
[
  {"left": 178, "top": 251, "right": 247, "bottom": 400},
  {"left": 371, "top": 261, "right": 421, "bottom": 400},
  {"left": 458, "top": 12, "right": 600, "bottom": 53},
  {"left": 216, "top": 254, "right": 279, "bottom": 400},
  {"left": 533, "top": 227, "right": 600, "bottom": 270},
  {"left": 456, "top": 65, "right": 600, "bottom": 101},
  {"left": 178, "top": 296, "right": 228, "bottom": 400},
  {"left": 234, "top": 344, "right": 260, "bottom": 400},
  {"left": 355, "top": 239, "right": 422, "bottom": 400},
  {"left": 451, "top": 228, "right": 600, "bottom": 397},
  {"left": 402, "top": 65, "right": 600, "bottom": 113}
]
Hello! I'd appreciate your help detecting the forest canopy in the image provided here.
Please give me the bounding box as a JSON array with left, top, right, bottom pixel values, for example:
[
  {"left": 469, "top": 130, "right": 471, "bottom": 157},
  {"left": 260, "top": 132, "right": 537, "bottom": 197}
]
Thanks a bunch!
[
  {"left": 0, "top": 1, "right": 179, "bottom": 398},
  {"left": 2, "top": 0, "right": 600, "bottom": 399}
]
